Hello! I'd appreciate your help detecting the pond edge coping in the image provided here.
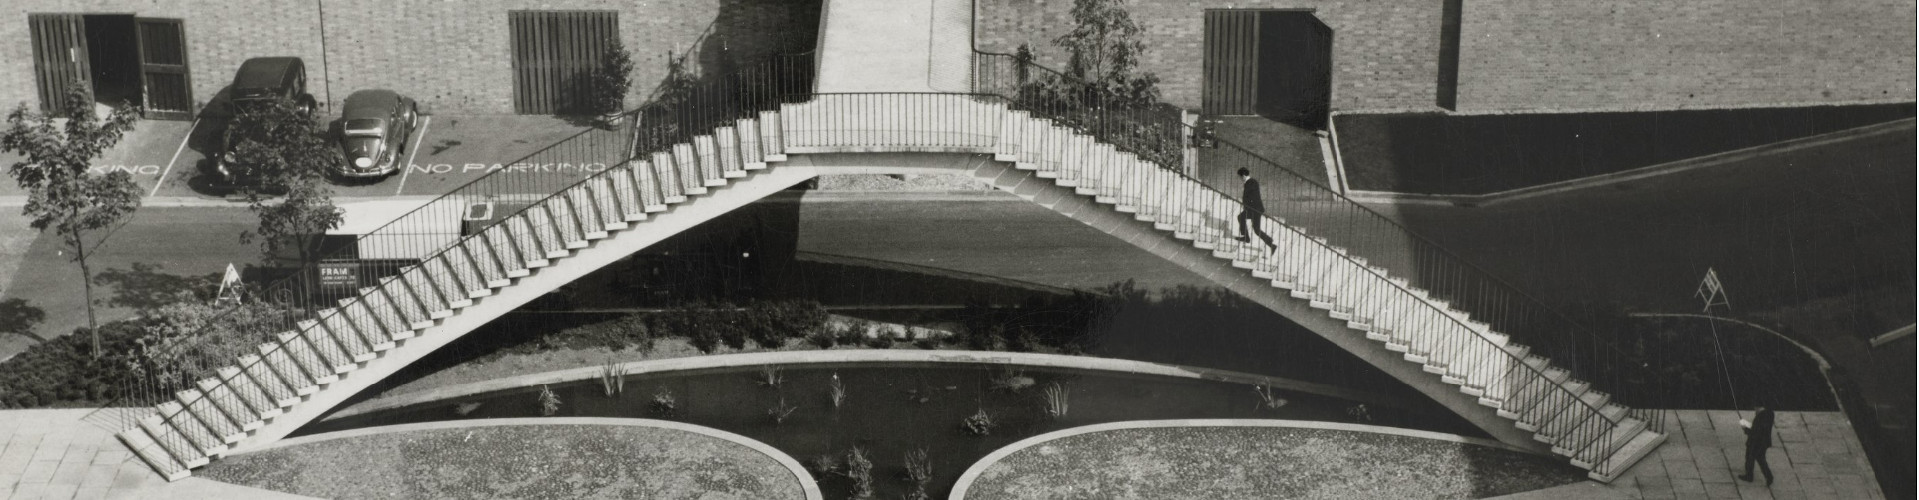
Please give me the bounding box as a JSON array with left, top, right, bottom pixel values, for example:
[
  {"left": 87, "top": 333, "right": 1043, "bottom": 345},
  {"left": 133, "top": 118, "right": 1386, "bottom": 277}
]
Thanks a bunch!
[
  {"left": 235, "top": 417, "right": 823, "bottom": 500},
  {"left": 945, "top": 418, "right": 1539, "bottom": 500},
  {"left": 324, "top": 350, "right": 1407, "bottom": 422}
]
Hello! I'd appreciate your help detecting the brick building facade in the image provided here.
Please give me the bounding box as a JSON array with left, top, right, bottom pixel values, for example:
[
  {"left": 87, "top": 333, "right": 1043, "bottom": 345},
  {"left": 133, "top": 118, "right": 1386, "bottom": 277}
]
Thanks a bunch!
[
  {"left": 3, "top": 0, "right": 1911, "bottom": 117},
  {"left": 0, "top": 0, "right": 816, "bottom": 116},
  {"left": 975, "top": 0, "right": 1916, "bottom": 114}
]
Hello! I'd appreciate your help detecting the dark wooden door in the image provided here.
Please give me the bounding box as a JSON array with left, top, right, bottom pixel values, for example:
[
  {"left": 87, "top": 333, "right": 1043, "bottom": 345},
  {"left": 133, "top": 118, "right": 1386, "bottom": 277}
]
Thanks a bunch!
[
  {"left": 509, "top": 11, "right": 619, "bottom": 115},
  {"left": 136, "top": 18, "right": 193, "bottom": 120},
  {"left": 1256, "top": 12, "right": 1333, "bottom": 129},
  {"left": 28, "top": 14, "right": 90, "bottom": 115},
  {"left": 1202, "top": 10, "right": 1259, "bottom": 116}
]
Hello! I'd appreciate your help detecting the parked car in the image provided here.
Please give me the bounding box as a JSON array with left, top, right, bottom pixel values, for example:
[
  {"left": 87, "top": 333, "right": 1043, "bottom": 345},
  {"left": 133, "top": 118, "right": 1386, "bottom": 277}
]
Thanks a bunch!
[
  {"left": 335, "top": 89, "right": 420, "bottom": 178},
  {"left": 213, "top": 57, "right": 318, "bottom": 190}
]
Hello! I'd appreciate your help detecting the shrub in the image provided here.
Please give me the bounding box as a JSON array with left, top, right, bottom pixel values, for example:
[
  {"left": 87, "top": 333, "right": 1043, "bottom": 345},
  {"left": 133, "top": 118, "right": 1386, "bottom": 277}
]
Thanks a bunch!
[
  {"left": 805, "top": 330, "right": 837, "bottom": 349},
  {"left": 912, "top": 336, "right": 942, "bottom": 350},
  {"left": 862, "top": 331, "right": 895, "bottom": 349},
  {"left": 836, "top": 319, "right": 869, "bottom": 346},
  {"left": 0, "top": 321, "right": 144, "bottom": 408}
]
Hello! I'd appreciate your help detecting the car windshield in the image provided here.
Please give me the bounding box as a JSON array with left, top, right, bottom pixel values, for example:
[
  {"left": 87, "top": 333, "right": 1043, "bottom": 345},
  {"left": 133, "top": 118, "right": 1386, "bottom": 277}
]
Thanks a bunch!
[{"left": 344, "top": 119, "right": 385, "bottom": 138}]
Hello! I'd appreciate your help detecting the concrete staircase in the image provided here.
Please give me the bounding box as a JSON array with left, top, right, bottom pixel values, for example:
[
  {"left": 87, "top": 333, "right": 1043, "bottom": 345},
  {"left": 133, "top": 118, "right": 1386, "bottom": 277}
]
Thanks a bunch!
[
  {"left": 115, "top": 110, "right": 815, "bottom": 481},
  {"left": 969, "top": 107, "right": 1666, "bottom": 482}
]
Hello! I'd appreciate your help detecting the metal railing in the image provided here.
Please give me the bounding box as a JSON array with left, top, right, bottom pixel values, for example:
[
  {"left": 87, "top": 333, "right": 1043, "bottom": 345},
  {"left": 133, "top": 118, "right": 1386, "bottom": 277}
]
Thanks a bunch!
[
  {"left": 90, "top": 53, "right": 818, "bottom": 441},
  {"left": 99, "top": 49, "right": 1661, "bottom": 478}
]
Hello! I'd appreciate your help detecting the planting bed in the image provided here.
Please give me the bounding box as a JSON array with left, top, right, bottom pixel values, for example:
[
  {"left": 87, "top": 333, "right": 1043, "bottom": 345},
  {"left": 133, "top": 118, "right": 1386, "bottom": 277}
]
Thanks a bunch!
[
  {"left": 962, "top": 426, "right": 1584, "bottom": 499},
  {"left": 198, "top": 424, "right": 804, "bottom": 499}
]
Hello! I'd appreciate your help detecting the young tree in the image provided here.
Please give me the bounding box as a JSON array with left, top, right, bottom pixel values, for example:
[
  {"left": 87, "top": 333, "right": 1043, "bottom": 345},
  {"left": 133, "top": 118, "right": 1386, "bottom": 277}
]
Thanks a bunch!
[
  {"left": 1, "top": 82, "right": 143, "bottom": 355},
  {"left": 1050, "top": 0, "right": 1160, "bottom": 104},
  {"left": 227, "top": 98, "right": 345, "bottom": 267}
]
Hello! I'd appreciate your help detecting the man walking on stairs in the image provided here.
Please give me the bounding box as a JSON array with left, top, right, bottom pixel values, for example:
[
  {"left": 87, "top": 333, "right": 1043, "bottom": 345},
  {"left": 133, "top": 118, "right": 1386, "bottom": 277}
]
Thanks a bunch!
[
  {"left": 1738, "top": 399, "right": 1776, "bottom": 486},
  {"left": 1235, "top": 168, "right": 1278, "bottom": 252}
]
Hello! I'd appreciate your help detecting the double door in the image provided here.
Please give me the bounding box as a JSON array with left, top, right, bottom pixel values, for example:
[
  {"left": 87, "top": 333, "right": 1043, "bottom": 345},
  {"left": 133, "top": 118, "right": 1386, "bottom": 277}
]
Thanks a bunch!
[{"left": 29, "top": 14, "right": 194, "bottom": 120}]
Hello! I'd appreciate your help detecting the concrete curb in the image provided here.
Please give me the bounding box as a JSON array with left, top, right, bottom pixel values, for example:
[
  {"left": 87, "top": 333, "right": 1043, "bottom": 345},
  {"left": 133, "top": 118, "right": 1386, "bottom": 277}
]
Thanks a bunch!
[
  {"left": 237, "top": 418, "right": 823, "bottom": 500},
  {"left": 1337, "top": 118, "right": 1914, "bottom": 207},
  {"left": 322, "top": 350, "right": 1408, "bottom": 422},
  {"left": 946, "top": 418, "right": 1536, "bottom": 500}
]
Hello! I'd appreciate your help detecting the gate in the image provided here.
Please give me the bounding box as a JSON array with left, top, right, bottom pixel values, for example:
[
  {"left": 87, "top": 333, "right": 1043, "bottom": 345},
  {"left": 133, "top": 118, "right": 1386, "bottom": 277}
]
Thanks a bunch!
[
  {"left": 1201, "top": 10, "right": 1259, "bottom": 116},
  {"left": 28, "top": 14, "right": 90, "bottom": 115},
  {"left": 509, "top": 10, "right": 620, "bottom": 115},
  {"left": 136, "top": 18, "right": 193, "bottom": 120}
]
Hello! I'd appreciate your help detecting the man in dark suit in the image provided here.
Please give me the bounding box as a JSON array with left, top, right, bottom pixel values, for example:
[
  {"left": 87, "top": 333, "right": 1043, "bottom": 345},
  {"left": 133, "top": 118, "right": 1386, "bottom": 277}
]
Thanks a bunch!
[
  {"left": 1739, "top": 399, "right": 1776, "bottom": 486},
  {"left": 1234, "top": 168, "right": 1277, "bottom": 252}
]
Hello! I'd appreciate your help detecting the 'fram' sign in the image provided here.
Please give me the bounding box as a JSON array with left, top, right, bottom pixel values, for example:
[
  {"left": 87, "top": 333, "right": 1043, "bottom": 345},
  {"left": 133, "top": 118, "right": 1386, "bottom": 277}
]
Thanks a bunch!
[
  {"left": 405, "top": 162, "right": 610, "bottom": 174},
  {"left": 318, "top": 260, "right": 360, "bottom": 290}
]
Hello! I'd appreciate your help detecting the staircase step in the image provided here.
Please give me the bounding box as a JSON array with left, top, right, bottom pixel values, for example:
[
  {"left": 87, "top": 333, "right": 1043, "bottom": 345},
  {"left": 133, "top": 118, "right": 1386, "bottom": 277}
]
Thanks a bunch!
[
  {"left": 523, "top": 207, "right": 572, "bottom": 257},
  {"left": 157, "top": 400, "right": 226, "bottom": 457},
  {"left": 758, "top": 110, "right": 785, "bottom": 160},
  {"left": 437, "top": 246, "right": 493, "bottom": 298},
  {"left": 118, "top": 427, "right": 191, "bottom": 481},
  {"left": 694, "top": 135, "right": 728, "bottom": 185},
  {"left": 737, "top": 118, "right": 767, "bottom": 169},
  {"left": 341, "top": 301, "right": 397, "bottom": 352},
  {"left": 194, "top": 379, "right": 261, "bottom": 432},
  {"left": 214, "top": 365, "right": 281, "bottom": 419},
  {"left": 283, "top": 326, "right": 352, "bottom": 376},
  {"left": 671, "top": 143, "right": 709, "bottom": 194},
  {"left": 566, "top": 186, "right": 612, "bottom": 239},
  {"left": 313, "top": 313, "right": 373, "bottom": 362},
  {"left": 398, "top": 267, "right": 454, "bottom": 319},
  {"left": 587, "top": 176, "right": 631, "bottom": 228},
  {"left": 256, "top": 343, "right": 322, "bottom": 395},
  {"left": 137, "top": 414, "right": 209, "bottom": 469},
  {"left": 477, "top": 225, "right": 532, "bottom": 278},
  {"left": 237, "top": 355, "right": 301, "bottom": 407},
  {"left": 604, "top": 166, "right": 653, "bottom": 220},
  {"left": 501, "top": 216, "right": 551, "bottom": 268},
  {"left": 420, "top": 257, "right": 477, "bottom": 307},
  {"left": 649, "top": 152, "right": 688, "bottom": 203},
  {"left": 177, "top": 390, "right": 246, "bottom": 444},
  {"left": 541, "top": 199, "right": 588, "bottom": 250},
  {"left": 456, "top": 238, "right": 510, "bottom": 289}
]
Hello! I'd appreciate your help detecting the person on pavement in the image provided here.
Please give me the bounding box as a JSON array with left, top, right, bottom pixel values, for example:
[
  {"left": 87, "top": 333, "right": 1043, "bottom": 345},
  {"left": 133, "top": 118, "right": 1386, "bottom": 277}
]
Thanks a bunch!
[{"left": 1739, "top": 398, "right": 1776, "bottom": 486}]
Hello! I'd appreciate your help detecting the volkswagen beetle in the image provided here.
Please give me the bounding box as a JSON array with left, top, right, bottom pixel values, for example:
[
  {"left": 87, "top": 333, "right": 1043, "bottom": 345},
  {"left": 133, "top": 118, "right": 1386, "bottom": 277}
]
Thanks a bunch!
[{"left": 336, "top": 89, "right": 420, "bottom": 178}]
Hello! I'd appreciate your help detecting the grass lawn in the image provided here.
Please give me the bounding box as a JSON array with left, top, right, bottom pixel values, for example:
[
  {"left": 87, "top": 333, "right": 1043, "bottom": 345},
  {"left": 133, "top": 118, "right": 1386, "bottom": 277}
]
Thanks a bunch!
[
  {"left": 1335, "top": 103, "right": 1914, "bottom": 194},
  {"left": 198, "top": 424, "right": 804, "bottom": 500},
  {"left": 963, "top": 426, "right": 1583, "bottom": 500}
]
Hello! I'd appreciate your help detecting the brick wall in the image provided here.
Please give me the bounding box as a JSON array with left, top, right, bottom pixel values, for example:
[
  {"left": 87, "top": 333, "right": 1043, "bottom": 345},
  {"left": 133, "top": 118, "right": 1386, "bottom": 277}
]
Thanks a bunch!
[
  {"left": 0, "top": 0, "right": 817, "bottom": 115},
  {"left": 975, "top": 0, "right": 1448, "bottom": 113},
  {"left": 1454, "top": 0, "right": 1917, "bottom": 112}
]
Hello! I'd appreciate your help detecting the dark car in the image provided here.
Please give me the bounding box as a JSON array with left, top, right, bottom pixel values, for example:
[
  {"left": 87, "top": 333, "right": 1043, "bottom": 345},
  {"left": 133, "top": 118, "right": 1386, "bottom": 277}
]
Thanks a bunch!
[
  {"left": 214, "top": 57, "right": 318, "bottom": 189},
  {"left": 336, "top": 89, "right": 420, "bottom": 178}
]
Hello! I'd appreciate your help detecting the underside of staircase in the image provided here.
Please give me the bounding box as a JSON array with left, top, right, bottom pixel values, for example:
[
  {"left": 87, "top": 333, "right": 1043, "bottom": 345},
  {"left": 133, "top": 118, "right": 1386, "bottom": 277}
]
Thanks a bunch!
[{"left": 116, "top": 96, "right": 1663, "bottom": 484}]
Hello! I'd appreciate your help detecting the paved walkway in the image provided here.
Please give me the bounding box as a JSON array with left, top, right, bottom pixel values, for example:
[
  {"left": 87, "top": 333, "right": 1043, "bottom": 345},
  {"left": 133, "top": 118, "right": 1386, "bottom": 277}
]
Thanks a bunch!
[
  {"left": 0, "top": 410, "right": 315, "bottom": 500},
  {"left": 813, "top": 0, "right": 971, "bottom": 93}
]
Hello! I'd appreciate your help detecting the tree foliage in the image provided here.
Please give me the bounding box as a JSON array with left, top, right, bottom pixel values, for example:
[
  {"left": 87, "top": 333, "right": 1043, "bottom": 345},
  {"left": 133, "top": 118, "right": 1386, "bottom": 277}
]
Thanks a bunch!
[
  {"left": 227, "top": 97, "right": 344, "bottom": 265},
  {"left": 1012, "top": 0, "right": 1181, "bottom": 166},
  {"left": 1, "top": 81, "right": 143, "bottom": 352}
]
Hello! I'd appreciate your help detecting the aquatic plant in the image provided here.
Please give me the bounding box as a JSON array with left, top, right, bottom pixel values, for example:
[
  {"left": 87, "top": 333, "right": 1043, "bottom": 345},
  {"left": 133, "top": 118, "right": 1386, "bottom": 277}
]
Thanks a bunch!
[
  {"left": 538, "top": 385, "right": 561, "bottom": 416},
  {"left": 989, "top": 369, "right": 1035, "bottom": 392},
  {"left": 1254, "top": 385, "right": 1288, "bottom": 411},
  {"left": 600, "top": 362, "right": 626, "bottom": 397},
  {"left": 651, "top": 388, "right": 678, "bottom": 416},
  {"left": 845, "top": 446, "right": 875, "bottom": 499},
  {"left": 757, "top": 366, "right": 784, "bottom": 388},
  {"left": 453, "top": 401, "right": 482, "bottom": 416},
  {"left": 1041, "top": 382, "right": 1070, "bottom": 419},
  {"left": 963, "top": 408, "right": 995, "bottom": 436},
  {"left": 1347, "top": 403, "right": 1372, "bottom": 423},
  {"left": 903, "top": 447, "right": 933, "bottom": 487},
  {"left": 767, "top": 397, "right": 798, "bottom": 425},
  {"left": 828, "top": 372, "right": 847, "bottom": 409}
]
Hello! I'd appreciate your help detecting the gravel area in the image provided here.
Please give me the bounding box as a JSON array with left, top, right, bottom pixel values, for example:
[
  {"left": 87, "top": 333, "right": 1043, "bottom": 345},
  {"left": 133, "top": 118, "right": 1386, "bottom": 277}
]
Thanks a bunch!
[
  {"left": 964, "top": 426, "right": 1584, "bottom": 500},
  {"left": 198, "top": 424, "right": 805, "bottom": 500}
]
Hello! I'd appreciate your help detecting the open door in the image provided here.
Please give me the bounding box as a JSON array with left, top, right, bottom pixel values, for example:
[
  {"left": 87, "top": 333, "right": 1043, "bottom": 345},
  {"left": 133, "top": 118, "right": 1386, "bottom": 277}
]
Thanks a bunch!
[
  {"left": 28, "top": 14, "right": 91, "bottom": 115},
  {"left": 136, "top": 18, "right": 194, "bottom": 120}
]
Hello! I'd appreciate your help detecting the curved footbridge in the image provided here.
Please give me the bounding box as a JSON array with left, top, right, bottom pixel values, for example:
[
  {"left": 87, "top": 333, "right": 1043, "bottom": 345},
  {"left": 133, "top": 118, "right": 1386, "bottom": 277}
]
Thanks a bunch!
[{"left": 110, "top": 0, "right": 1664, "bottom": 486}]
